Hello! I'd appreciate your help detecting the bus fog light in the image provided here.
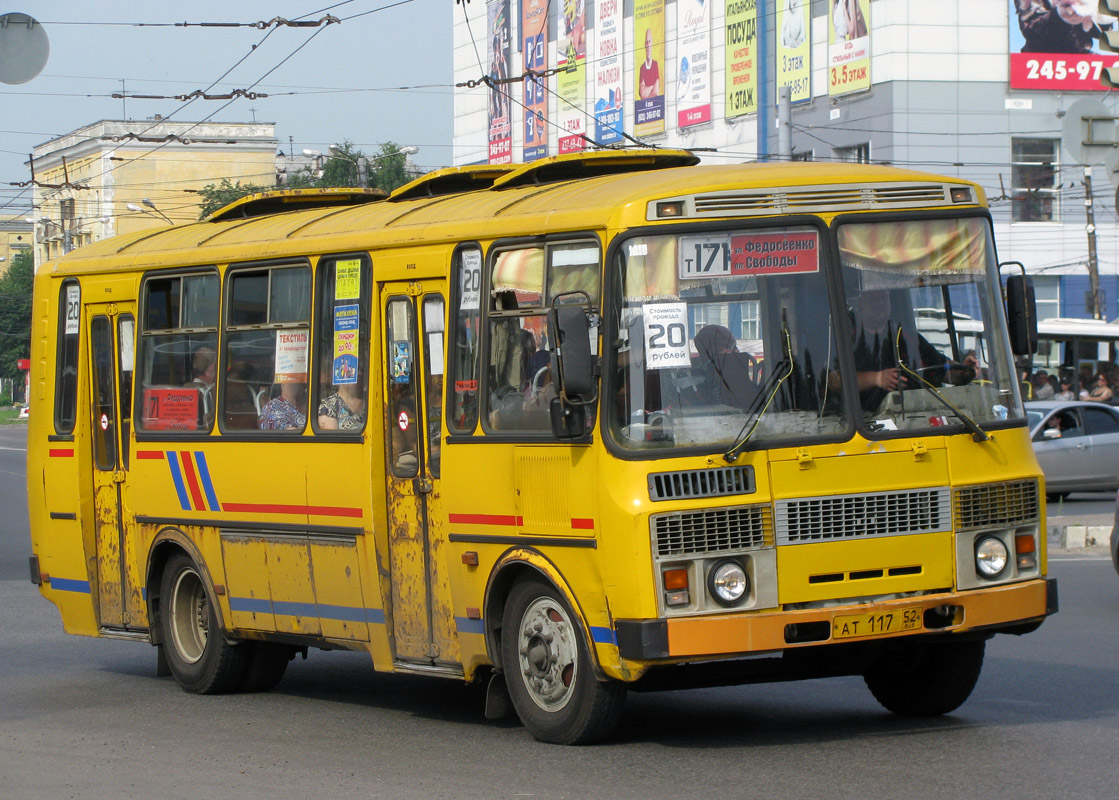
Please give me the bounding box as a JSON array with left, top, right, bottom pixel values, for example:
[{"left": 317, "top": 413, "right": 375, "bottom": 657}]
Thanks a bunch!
[
  {"left": 707, "top": 560, "right": 748, "bottom": 606},
  {"left": 663, "top": 567, "right": 690, "bottom": 607},
  {"left": 975, "top": 536, "right": 1008, "bottom": 578}
]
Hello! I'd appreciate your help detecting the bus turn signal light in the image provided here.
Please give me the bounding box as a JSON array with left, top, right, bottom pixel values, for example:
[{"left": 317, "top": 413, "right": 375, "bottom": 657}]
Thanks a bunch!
[
  {"left": 1015, "top": 533, "right": 1037, "bottom": 570},
  {"left": 663, "top": 567, "right": 689, "bottom": 606}
]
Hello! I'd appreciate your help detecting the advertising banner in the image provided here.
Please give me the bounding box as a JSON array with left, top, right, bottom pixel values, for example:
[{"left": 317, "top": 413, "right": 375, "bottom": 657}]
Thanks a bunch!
[
  {"left": 557, "top": 0, "right": 588, "bottom": 153},
  {"left": 486, "top": 0, "right": 512, "bottom": 164},
  {"left": 594, "top": 0, "right": 624, "bottom": 144},
  {"left": 725, "top": 0, "right": 757, "bottom": 119},
  {"left": 522, "top": 0, "right": 549, "bottom": 160},
  {"left": 828, "top": 0, "right": 871, "bottom": 97},
  {"left": 777, "top": 0, "right": 811, "bottom": 104},
  {"left": 634, "top": 0, "right": 666, "bottom": 137},
  {"left": 1009, "top": 1, "right": 1118, "bottom": 91},
  {"left": 676, "top": 0, "right": 711, "bottom": 128}
]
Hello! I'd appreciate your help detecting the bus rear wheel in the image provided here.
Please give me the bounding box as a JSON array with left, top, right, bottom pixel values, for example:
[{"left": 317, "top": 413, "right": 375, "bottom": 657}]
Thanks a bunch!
[
  {"left": 864, "top": 638, "right": 985, "bottom": 716},
  {"left": 501, "top": 578, "right": 625, "bottom": 745},
  {"left": 159, "top": 552, "right": 247, "bottom": 694}
]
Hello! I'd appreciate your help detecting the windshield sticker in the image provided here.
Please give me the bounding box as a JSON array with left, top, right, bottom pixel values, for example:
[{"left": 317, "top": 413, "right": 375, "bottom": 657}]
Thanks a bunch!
[
  {"left": 642, "top": 302, "right": 691, "bottom": 369},
  {"left": 679, "top": 234, "right": 732, "bottom": 278},
  {"left": 730, "top": 231, "right": 819, "bottom": 275}
]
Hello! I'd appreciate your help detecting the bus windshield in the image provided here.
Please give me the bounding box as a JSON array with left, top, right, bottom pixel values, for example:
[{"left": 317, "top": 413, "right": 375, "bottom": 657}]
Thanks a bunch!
[{"left": 608, "top": 216, "right": 1022, "bottom": 452}]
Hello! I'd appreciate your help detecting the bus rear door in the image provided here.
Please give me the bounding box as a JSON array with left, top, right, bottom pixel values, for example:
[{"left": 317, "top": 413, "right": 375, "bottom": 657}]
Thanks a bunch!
[{"left": 86, "top": 303, "right": 140, "bottom": 630}]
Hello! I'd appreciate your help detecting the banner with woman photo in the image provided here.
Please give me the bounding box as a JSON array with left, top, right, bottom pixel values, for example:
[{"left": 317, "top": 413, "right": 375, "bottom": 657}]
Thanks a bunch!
[
  {"left": 634, "top": 0, "right": 666, "bottom": 138},
  {"left": 827, "top": 0, "right": 870, "bottom": 97},
  {"left": 1009, "top": 1, "right": 1118, "bottom": 91},
  {"left": 777, "top": 0, "right": 811, "bottom": 104},
  {"left": 486, "top": 0, "right": 512, "bottom": 163}
]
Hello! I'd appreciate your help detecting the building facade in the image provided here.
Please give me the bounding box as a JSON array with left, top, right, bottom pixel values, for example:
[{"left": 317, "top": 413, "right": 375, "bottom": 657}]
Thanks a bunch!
[
  {"left": 452, "top": 0, "right": 1119, "bottom": 321},
  {"left": 0, "top": 216, "right": 32, "bottom": 278},
  {"left": 30, "top": 119, "right": 278, "bottom": 265}
]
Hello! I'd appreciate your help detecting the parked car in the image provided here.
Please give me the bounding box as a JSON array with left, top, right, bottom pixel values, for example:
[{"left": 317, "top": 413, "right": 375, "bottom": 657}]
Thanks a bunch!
[
  {"left": 1025, "top": 400, "right": 1119, "bottom": 500},
  {"left": 17, "top": 405, "right": 28, "bottom": 419}
]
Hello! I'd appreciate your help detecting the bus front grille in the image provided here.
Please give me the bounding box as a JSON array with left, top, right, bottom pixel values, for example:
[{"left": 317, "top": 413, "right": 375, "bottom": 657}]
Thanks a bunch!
[
  {"left": 648, "top": 466, "right": 754, "bottom": 501},
  {"left": 775, "top": 488, "right": 952, "bottom": 545},
  {"left": 954, "top": 479, "right": 1039, "bottom": 532},
  {"left": 687, "top": 183, "right": 951, "bottom": 217},
  {"left": 652, "top": 504, "right": 772, "bottom": 557}
]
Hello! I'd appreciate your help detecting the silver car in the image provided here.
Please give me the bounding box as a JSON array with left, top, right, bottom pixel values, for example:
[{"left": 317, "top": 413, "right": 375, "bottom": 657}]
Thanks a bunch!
[{"left": 1026, "top": 400, "right": 1119, "bottom": 500}]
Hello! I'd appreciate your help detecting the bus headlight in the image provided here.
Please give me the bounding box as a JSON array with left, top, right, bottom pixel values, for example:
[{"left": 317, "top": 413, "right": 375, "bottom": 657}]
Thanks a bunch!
[
  {"left": 975, "top": 536, "right": 1009, "bottom": 578},
  {"left": 707, "top": 559, "right": 749, "bottom": 606}
]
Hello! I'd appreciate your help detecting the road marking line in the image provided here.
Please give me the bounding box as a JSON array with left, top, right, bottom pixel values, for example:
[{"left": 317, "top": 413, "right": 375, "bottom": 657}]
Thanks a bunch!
[{"left": 0, "top": 446, "right": 27, "bottom": 452}]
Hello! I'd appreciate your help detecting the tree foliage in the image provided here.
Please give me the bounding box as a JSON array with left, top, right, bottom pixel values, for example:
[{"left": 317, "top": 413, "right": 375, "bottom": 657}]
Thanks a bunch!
[{"left": 0, "top": 249, "right": 34, "bottom": 386}]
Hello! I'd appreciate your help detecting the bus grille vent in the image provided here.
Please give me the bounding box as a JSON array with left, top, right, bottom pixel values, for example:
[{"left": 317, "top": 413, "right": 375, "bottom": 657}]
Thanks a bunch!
[
  {"left": 652, "top": 505, "right": 772, "bottom": 557},
  {"left": 648, "top": 466, "right": 754, "bottom": 501},
  {"left": 954, "top": 480, "right": 1039, "bottom": 532},
  {"left": 688, "top": 183, "right": 950, "bottom": 217},
  {"left": 775, "top": 488, "right": 952, "bottom": 545}
]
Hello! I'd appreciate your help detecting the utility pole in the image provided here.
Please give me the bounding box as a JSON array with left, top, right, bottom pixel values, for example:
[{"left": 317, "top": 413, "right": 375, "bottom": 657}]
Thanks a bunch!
[
  {"left": 1084, "top": 166, "right": 1103, "bottom": 319},
  {"left": 777, "top": 86, "right": 791, "bottom": 160}
]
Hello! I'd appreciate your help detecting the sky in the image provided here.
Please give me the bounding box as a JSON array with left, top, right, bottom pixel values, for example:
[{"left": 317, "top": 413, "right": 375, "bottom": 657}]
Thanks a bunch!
[{"left": 0, "top": 0, "right": 453, "bottom": 218}]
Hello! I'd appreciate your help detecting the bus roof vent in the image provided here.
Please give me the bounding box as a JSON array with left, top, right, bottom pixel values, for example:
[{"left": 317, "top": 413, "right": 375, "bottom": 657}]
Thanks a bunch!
[
  {"left": 648, "top": 465, "right": 754, "bottom": 501},
  {"left": 675, "top": 182, "right": 953, "bottom": 219},
  {"left": 206, "top": 187, "right": 386, "bottom": 222},
  {"left": 493, "top": 149, "right": 700, "bottom": 190},
  {"left": 388, "top": 164, "right": 517, "bottom": 201}
]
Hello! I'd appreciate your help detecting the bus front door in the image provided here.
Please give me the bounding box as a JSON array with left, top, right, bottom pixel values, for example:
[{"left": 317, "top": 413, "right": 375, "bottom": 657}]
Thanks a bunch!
[
  {"left": 86, "top": 304, "right": 139, "bottom": 630},
  {"left": 381, "top": 285, "right": 457, "bottom": 666}
]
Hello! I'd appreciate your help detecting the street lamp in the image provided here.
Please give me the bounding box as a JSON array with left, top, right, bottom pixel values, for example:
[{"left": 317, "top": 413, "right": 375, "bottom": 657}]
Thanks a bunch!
[{"left": 126, "top": 199, "right": 173, "bottom": 225}]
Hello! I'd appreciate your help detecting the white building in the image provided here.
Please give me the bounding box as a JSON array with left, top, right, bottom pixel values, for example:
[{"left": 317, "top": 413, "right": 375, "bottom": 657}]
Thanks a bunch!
[{"left": 453, "top": 0, "right": 1119, "bottom": 320}]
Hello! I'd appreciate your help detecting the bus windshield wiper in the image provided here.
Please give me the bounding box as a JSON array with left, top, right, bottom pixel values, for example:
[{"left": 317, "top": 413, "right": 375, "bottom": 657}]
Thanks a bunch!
[
  {"left": 894, "top": 327, "right": 989, "bottom": 442},
  {"left": 724, "top": 315, "right": 795, "bottom": 462}
]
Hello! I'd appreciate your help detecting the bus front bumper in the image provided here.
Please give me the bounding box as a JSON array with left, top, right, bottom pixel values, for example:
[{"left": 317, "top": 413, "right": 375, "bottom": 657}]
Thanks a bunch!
[{"left": 614, "top": 577, "right": 1057, "bottom": 661}]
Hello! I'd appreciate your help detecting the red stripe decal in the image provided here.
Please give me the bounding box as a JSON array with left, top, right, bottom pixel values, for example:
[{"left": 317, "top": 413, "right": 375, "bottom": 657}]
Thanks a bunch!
[
  {"left": 48, "top": 448, "right": 74, "bottom": 458},
  {"left": 448, "top": 513, "right": 522, "bottom": 527},
  {"left": 571, "top": 518, "right": 595, "bottom": 530},
  {"left": 178, "top": 452, "right": 207, "bottom": 511},
  {"left": 136, "top": 450, "right": 164, "bottom": 460},
  {"left": 222, "top": 502, "right": 363, "bottom": 518}
]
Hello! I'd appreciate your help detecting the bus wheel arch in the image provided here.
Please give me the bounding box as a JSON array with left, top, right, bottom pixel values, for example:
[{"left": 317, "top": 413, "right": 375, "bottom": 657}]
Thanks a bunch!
[{"left": 146, "top": 528, "right": 228, "bottom": 644}]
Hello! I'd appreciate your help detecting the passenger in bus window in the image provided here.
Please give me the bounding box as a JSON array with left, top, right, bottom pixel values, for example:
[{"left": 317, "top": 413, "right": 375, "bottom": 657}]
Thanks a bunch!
[
  {"left": 189, "top": 345, "right": 216, "bottom": 426},
  {"left": 1088, "top": 372, "right": 1114, "bottom": 403},
  {"left": 318, "top": 382, "right": 366, "bottom": 430},
  {"left": 1055, "top": 374, "right": 1076, "bottom": 400},
  {"left": 259, "top": 383, "right": 307, "bottom": 431},
  {"left": 693, "top": 324, "right": 758, "bottom": 408}
]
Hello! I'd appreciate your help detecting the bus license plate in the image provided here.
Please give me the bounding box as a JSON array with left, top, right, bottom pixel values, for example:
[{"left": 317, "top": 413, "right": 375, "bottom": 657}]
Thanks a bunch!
[{"left": 832, "top": 607, "right": 922, "bottom": 640}]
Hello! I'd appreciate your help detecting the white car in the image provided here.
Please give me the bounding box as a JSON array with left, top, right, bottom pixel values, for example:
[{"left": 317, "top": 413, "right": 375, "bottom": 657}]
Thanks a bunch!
[{"left": 17, "top": 405, "right": 28, "bottom": 419}]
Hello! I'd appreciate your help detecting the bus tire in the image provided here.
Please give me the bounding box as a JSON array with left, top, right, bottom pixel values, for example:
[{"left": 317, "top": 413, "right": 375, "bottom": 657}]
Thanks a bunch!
[
  {"left": 158, "top": 552, "right": 247, "bottom": 694},
  {"left": 501, "top": 578, "right": 625, "bottom": 745},
  {"left": 238, "top": 643, "right": 294, "bottom": 692},
  {"left": 864, "top": 638, "right": 985, "bottom": 716}
]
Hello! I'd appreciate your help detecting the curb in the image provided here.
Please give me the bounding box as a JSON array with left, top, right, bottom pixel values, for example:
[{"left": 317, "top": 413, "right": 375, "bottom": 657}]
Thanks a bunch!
[{"left": 1048, "top": 524, "right": 1112, "bottom": 551}]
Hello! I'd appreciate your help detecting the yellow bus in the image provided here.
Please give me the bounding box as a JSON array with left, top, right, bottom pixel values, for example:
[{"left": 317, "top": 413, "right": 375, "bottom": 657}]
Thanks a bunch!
[{"left": 27, "top": 151, "right": 1055, "bottom": 744}]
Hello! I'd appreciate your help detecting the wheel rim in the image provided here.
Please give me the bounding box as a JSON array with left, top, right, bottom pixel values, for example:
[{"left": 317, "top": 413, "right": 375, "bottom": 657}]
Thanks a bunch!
[
  {"left": 515, "top": 596, "right": 578, "bottom": 712},
  {"left": 168, "top": 567, "right": 208, "bottom": 665}
]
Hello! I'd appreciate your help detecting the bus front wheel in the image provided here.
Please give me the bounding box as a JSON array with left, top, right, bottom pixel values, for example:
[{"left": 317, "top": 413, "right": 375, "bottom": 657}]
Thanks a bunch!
[
  {"left": 501, "top": 579, "right": 625, "bottom": 744},
  {"left": 864, "top": 638, "right": 985, "bottom": 716},
  {"left": 158, "top": 552, "right": 247, "bottom": 694}
]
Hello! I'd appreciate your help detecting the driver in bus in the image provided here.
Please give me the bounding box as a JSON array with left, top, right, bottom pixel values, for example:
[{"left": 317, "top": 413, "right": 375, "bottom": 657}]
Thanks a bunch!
[{"left": 844, "top": 290, "right": 978, "bottom": 411}]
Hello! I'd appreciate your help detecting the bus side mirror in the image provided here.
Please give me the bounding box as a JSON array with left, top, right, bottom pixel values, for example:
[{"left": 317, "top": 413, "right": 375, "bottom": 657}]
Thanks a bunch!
[
  {"left": 1004, "top": 272, "right": 1038, "bottom": 356},
  {"left": 551, "top": 297, "right": 596, "bottom": 399}
]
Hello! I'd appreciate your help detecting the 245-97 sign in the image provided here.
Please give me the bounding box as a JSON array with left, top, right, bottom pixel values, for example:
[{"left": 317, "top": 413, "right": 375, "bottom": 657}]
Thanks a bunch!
[{"left": 1009, "top": 1, "right": 1118, "bottom": 91}]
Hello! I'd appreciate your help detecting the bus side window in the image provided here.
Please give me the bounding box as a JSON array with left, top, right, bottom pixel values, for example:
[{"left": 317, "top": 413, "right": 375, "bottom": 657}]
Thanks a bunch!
[
  {"left": 55, "top": 279, "right": 81, "bottom": 435},
  {"left": 137, "top": 273, "right": 219, "bottom": 433},
  {"left": 314, "top": 256, "right": 370, "bottom": 434},
  {"left": 223, "top": 263, "right": 311, "bottom": 433},
  {"left": 448, "top": 246, "right": 482, "bottom": 434}
]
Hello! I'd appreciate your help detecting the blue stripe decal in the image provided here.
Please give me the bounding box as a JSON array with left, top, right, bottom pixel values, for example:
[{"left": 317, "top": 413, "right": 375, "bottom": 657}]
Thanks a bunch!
[
  {"left": 230, "top": 596, "right": 385, "bottom": 625},
  {"left": 51, "top": 577, "right": 91, "bottom": 594},
  {"left": 194, "top": 451, "right": 221, "bottom": 513},
  {"left": 456, "top": 616, "right": 485, "bottom": 635},
  {"left": 230, "top": 596, "right": 274, "bottom": 614},
  {"left": 590, "top": 626, "right": 616, "bottom": 645},
  {"left": 165, "top": 452, "right": 191, "bottom": 511}
]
